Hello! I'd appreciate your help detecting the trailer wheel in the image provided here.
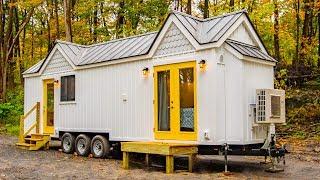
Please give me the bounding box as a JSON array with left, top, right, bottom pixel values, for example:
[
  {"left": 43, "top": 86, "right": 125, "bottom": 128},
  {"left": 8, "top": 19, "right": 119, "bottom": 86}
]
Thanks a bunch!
[
  {"left": 91, "top": 135, "right": 110, "bottom": 158},
  {"left": 75, "top": 134, "right": 91, "bottom": 156},
  {"left": 61, "top": 133, "right": 75, "bottom": 154}
]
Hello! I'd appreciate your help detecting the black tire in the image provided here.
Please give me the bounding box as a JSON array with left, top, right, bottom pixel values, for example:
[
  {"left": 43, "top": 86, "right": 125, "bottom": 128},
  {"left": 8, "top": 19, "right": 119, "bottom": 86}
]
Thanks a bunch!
[
  {"left": 91, "top": 135, "right": 110, "bottom": 158},
  {"left": 61, "top": 133, "right": 75, "bottom": 154},
  {"left": 75, "top": 134, "right": 91, "bottom": 156}
]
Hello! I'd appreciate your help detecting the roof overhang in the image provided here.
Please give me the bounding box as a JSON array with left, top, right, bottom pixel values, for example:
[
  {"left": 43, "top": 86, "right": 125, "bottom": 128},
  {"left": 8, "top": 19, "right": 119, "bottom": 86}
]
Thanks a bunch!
[{"left": 224, "top": 43, "right": 276, "bottom": 66}]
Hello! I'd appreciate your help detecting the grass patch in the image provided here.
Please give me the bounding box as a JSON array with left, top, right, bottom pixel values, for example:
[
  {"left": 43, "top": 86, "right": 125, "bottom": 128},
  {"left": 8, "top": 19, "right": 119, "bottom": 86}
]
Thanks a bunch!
[
  {"left": 5, "top": 124, "right": 20, "bottom": 136},
  {"left": 292, "top": 131, "right": 307, "bottom": 139}
]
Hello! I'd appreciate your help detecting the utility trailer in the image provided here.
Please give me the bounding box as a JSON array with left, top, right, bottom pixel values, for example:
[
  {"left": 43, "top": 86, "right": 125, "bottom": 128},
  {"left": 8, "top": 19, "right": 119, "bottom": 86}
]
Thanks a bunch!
[{"left": 19, "top": 10, "right": 286, "bottom": 172}]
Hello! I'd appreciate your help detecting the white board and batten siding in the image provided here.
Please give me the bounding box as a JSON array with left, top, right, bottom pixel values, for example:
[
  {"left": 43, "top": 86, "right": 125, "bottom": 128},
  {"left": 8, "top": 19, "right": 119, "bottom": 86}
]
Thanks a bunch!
[
  {"left": 242, "top": 61, "right": 274, "bottom": 143},
  {"left": 61, "top": 60, "right": 154, "bottom": 141},
  {"left": 24, "top": 10, "right": 277, "bottom": 145}
]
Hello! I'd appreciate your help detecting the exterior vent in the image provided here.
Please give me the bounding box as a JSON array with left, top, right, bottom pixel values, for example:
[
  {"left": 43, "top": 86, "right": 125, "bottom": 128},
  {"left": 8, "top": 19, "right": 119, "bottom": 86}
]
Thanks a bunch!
[{"left": 255, "top": 89, "right": 285, "bottom": 124}]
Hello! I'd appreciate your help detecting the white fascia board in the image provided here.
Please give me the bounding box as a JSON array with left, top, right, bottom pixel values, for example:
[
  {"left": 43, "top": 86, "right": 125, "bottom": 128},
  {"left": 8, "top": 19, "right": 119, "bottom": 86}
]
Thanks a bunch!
[
  {"left": 243, "top": 56, "right": 276, "bottom": 66},
  {"left": 23, "top": 73, "right": 41, "bottom": 78}
]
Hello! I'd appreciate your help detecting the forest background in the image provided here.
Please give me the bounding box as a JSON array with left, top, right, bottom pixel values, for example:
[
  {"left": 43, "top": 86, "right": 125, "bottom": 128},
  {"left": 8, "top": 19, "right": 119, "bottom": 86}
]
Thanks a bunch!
[{"left": 0, "top": 0, "right": 319, "bottom": 141}]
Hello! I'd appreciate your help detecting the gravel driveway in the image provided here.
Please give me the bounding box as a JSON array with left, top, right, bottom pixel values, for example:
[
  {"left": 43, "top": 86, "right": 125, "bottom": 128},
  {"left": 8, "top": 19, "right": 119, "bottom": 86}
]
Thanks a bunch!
[{"left": 0, "top": 134, "right": 319, "bottom": 179}]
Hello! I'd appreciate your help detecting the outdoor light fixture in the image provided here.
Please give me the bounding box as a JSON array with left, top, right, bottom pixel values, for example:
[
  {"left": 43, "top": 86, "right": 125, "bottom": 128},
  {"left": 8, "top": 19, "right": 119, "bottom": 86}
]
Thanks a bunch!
[
  {"left": 54, "top": 79, "right": 60, "bottom": 88},
  {"left": 199, "top": 60, "right": 206, "bottom": 69},
  {"left": 142, "top": 67, "right": 149, "bottom": 77}
]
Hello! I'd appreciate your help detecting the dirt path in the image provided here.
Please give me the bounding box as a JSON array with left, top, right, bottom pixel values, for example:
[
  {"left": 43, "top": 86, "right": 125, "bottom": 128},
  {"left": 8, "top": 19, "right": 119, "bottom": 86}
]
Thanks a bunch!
[{"left": 0, "top": 134, "right": 319, "bottom": 180}]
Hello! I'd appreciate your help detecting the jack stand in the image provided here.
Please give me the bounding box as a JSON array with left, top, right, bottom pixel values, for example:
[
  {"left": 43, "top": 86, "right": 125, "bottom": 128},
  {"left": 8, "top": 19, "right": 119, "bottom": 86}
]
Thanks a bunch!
[
  {"left": 265, "top": 147, "right": 284, "bottom": 173},
  {"left": 223, "top": 143, "right": 232, "bottom": 175},
  {"left": 265, "top": 156, "right": 284, "bottom": 173}
]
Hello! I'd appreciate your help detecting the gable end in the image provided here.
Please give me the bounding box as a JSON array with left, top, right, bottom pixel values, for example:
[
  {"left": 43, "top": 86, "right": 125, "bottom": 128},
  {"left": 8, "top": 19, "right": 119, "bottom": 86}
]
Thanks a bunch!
[
  {"left": 154, "top": 23, "right": 195, "bottom": 57},
  {"left": 43, "top": 50, "right": 73, "bottom": 75},
  {"left": 228, "top": 23, "right": 255, "bottom": 46}
]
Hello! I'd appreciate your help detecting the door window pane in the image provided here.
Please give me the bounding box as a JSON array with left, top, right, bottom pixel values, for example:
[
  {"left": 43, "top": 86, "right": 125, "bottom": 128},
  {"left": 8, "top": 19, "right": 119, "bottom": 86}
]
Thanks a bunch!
[
  {"left": 158, "top": 70, "right": 170, "bottom": 131},
  {"left": 179, "top": 68, "right": 194, "bottom": 132},
  {"left": 47, "top": 83, "right": 54, "bottom": 126}
]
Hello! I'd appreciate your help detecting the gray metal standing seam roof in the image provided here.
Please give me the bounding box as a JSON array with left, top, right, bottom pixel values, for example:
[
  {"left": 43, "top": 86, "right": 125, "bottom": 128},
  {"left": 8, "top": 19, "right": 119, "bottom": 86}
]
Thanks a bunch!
[
  {"left": 23, "top": 59, "right": 44, "bottom": 74},
  {"left": 173, "top": 10, "right": 244, "bottom": 44},
  {"left": 226, "top": 39, "right": 276, "bottom": 62},
  {"left": 24, "top": 10, "right": 275, "bottom": 75}
]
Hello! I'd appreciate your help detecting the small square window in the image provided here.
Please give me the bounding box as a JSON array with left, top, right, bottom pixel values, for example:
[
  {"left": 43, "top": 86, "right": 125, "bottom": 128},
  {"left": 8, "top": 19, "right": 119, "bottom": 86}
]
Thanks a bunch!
[{"left": 61, "top": 75, "right": 75, "bottom": 102}]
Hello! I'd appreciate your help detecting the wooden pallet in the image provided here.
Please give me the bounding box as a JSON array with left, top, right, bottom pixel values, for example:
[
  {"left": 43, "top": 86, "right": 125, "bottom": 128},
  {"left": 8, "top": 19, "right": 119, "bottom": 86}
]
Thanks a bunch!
[{"left": 121, "top": 142, "right": 198, "bottom": 173}]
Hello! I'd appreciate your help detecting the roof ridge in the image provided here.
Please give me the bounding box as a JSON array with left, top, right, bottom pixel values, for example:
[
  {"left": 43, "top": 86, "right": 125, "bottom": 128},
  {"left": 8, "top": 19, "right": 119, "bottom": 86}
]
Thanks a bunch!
[
  {"left": 87, "top": 31, "right": 158, "bottom": 47},
  {"left": 55, "top": 40, "right": 87, "bottom": 48},
  {"left": 201, "top": 9, "right": 247, "bottom": 22},
  {"left": 170, "top": 10, "right": 203, "bottom": 22},
  {"left": 171, "top": 9, "right": 247, "bottom": 22}
]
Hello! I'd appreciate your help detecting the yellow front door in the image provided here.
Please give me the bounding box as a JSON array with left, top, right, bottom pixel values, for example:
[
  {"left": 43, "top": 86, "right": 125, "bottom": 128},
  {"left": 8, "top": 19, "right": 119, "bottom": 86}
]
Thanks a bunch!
[
  {"left": 43, "top": 79, "right": 55, "bottom": 134},
  {"left": 154, "top": 61, "right": 197, "bottom": 141}
]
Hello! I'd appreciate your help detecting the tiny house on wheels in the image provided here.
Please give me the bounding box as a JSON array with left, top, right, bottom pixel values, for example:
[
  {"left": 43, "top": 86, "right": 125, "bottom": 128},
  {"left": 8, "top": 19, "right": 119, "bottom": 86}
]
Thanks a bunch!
[{"left": 18, "top": 10, "right": 286, "bottom": 171}]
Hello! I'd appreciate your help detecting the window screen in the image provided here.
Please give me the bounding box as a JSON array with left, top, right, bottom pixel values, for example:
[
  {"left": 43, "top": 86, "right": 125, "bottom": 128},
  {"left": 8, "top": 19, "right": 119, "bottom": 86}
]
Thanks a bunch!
[
  {"left": 271, "top": 95, "right": 281, "bottom": 117},
  {"left": 61, "top": 75, "right": 75, "bottom": 102}
]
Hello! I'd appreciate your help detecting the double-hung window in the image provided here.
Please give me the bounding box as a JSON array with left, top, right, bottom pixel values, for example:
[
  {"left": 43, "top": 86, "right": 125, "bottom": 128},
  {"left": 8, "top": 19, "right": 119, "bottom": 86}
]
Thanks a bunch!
[{"left": 61, "top": 75, "right": 75, "bottom": 102}]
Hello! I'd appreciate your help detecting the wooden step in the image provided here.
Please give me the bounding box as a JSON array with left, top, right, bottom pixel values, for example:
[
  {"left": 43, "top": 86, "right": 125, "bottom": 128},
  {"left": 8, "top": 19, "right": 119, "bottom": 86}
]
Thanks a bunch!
[
  {"left": 16, "top": 142, "right": 36, "bottom": 147},
  {"left": 31, "top": 133, "right": 50, "bottom": 139},
  {"left": 24, "top": 138, "right": 44, "bottom": 142}
]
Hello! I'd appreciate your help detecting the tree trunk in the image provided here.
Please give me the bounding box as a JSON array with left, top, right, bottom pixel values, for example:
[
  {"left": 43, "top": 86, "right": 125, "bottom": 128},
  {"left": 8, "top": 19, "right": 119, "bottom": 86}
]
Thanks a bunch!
[
  {"left": 293, "top": 0, "right": 300, "bottom": 67},
  {"left": 13, "top": 3, "right": 21, "bottom": 86},
  {"left": 300, "top": 0, "right": 310, "bottom": 63},
  {"left": 93, "top": 4, "right": 98, "bottom": 42},
  {"left": 54, "top": 0, "right": 60, "bottom": 39},
  {"left": 31, "top": 18, "right": 34, "bottom": 59},
  {"left": 2, "top": 0, "right": 14, "bottom": 101},
  {"left": 318, "top": 12, "right": 320, "bottom": 67},
  {"left": 230, "top": 0, "right": 234, "bottom": 11},
  {"left": 21, "top": 10, "right": 26, "bottom": 85},
  {"left": 64, "top": 0, "right": 72, "bottom": 42},
  {"left": 186, "top": 0, "right": 191, "bottom": 14},
  {"left": 273, "top": 0, "right": 280, "bottom": 62},
  {"left": 116, "top": 0, "right": 125, "bottom": 38},
  {"left": 47, "top": 18, "right": 52, "bottom": 51},
  {"left": 204, "top": 0, "right": 209, "bottom": 19},
  {"left": 0, "top": 0, "right": 4, "bottom": 100}
]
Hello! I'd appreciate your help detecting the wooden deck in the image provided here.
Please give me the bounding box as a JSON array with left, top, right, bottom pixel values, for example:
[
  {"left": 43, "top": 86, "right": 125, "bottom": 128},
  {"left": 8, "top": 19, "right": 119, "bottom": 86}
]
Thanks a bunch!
[{"left": 121, "top": 142, "right": 198, "bottom": 173}]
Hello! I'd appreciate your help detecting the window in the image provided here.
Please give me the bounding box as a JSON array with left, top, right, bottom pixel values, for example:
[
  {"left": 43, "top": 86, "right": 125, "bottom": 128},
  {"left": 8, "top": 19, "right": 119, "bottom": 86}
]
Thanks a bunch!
[
  {"left": 61, "top": 75, "right": 75, "bottom": 102},
  {"left": 271, "top": 95, "right": 281, "bottom": 117}
]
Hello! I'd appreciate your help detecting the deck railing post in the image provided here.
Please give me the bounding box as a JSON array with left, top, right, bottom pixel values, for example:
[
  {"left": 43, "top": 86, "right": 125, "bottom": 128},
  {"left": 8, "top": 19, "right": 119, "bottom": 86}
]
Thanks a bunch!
[
  {"left": 36, "top": 102, "right": 40, "bottom": 133},
  {"left": 19, "top": 115, "right": 24, "bottom": 143}
]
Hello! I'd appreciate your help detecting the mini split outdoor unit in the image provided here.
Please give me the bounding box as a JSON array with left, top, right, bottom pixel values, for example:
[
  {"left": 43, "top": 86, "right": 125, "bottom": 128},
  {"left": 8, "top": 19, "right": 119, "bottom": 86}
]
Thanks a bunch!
[{"left": 255, "top": 89, "right": 286, "bottom": 124}]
